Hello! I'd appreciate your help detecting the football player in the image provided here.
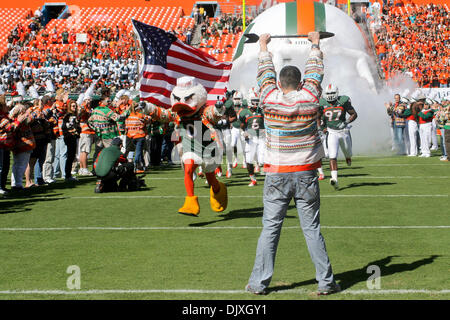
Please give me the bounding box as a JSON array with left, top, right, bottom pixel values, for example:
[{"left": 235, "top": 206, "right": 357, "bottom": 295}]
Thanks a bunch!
[
  {"left": 319, "top": 84, "right": 357, "bottom": 190},
  {"left": 240, "top": 88, "right": 265, "bottom": 186}
]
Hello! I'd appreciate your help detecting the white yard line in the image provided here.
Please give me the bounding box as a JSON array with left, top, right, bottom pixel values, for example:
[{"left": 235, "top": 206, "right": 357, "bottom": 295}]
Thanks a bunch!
[
  {"left": 347, "top": 176, "right": 450, "bottom": 179},
  {"left": 0, "top": 226, "right": 448, "bottom": 231},
  {"left": 0, "top": 288, "right": 447, "bottom": 295},
  {"left": 7, "top": 194, "right": 445, "bottom": 200}
]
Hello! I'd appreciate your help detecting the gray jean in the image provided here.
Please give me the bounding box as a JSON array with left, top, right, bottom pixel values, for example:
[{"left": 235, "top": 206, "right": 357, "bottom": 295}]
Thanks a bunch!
[{"left": 248, "top": 170, "right": 336, "bottom": 291}]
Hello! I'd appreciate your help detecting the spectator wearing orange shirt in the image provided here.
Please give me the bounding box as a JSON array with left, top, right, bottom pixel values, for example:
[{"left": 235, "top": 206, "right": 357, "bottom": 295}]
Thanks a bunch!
[{"left": 125, "top": 99, "right": 151, "bottom": 173}]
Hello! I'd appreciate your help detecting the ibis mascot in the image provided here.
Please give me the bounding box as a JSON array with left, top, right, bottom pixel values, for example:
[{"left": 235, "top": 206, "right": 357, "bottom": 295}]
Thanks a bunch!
[{"left": 143, "top": 76, "right": 228, "bottom": 216}]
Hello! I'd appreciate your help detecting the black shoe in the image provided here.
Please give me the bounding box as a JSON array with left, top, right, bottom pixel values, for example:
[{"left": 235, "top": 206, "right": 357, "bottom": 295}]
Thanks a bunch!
[
  {"left": 317, "top": 283, "right": 341, "bottom": 296},
  {"left": 245, "top": 284, "right": 267, "bottom": 295}
]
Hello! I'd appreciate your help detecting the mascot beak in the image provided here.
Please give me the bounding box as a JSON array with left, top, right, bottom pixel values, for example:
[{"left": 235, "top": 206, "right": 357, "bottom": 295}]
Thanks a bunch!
[{"left": 172, "top": 103, "right": 197, "bottom": 117}]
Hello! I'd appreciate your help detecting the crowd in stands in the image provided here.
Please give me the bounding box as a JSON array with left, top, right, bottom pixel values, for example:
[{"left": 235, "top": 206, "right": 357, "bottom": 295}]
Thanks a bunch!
[{"left": 368, "top": 1, "right": 449, "bottom": 87}]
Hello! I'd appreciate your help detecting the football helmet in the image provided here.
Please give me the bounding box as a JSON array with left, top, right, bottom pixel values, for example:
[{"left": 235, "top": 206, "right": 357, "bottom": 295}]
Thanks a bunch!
[{"left": 324, "top": 84, "right": 339, "bottom": 102}]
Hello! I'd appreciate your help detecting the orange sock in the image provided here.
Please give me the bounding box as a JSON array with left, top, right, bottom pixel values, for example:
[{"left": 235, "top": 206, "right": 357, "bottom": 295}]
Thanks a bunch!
[
  {"left": 184, "top": 160, "right": 198, "bottom": 197},
  {"left": 205, "top": 172, "right": 220, "bottom": 193}
]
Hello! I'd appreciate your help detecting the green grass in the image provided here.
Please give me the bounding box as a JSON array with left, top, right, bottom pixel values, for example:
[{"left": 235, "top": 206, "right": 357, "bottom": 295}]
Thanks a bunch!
[{"left": 0, "top": 153, "right": 449, "bottom": 300}]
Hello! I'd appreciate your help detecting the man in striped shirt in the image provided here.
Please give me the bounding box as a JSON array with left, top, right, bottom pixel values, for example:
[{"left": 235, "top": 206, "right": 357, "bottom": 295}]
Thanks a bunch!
[{"left": 246, "top": 32, "right": 339, "bottom": 296}]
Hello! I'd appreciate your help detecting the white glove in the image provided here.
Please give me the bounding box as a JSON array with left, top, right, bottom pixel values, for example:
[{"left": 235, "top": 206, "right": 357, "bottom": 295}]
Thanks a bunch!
[
  {"left": 142, "top": 101, "right": 155, "bottom": 114},
  {"left": 241, "top": 131, "right": 249, "bottom": 140}
]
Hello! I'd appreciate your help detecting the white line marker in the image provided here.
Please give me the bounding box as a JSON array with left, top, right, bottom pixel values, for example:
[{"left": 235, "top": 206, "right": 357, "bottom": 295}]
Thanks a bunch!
[
  {"left": 0, "top": 288, "right": 447, "bottom": 295},
  {"left": 347, "top": 176, "right": 450, "bottom": 179},
  {"left": 5, "top": 194, "right": 447, "bottom": 200},
  {"left": 0, "top": 226, "right": 448, "bottom": 231}
]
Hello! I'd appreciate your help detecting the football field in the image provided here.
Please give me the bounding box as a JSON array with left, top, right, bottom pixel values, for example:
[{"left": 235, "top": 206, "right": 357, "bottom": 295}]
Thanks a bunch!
[{"left": 0, "top": 154, "right": 449, "bottom": 300}]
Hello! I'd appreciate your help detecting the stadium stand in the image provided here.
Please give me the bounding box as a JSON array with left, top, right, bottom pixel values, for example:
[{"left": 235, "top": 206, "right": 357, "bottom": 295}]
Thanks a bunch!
[
  {"left": 368, "top": 1, "right": 449, "bottom": 88},
  {"left": 0, "top": 8, "right": 33, "bottom": 58}
]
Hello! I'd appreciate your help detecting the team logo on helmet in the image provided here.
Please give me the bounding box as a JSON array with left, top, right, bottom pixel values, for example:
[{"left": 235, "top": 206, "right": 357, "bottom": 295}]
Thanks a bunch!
[{"left": 324, "top": 84, "right": 339, "bottom": 102}]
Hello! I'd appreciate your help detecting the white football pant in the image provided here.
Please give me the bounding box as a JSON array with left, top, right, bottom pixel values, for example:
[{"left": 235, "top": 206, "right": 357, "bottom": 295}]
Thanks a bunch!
[
  {"left": 407, "top": 120, "right": 419, "bottom": 156},
  {"left": 245, "top": 134, "right": 265, "bottom": 166},
  {"left": 419, "top": 122, "right": 432, "bottom": 156},
  {"left": 327, "top": 128, "right": 352, "bottom": 159}
]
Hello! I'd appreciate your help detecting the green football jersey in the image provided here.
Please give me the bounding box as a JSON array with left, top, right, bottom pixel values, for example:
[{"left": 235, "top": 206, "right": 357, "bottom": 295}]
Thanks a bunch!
[
  {"left": 231, "top": 100, "right": 248, "bottom": 129},
  {"left": 240, "top": 108, "right": 264, "bottom": 137},
  {"left": 319, "top": 96, "right": 354, "bottom": 130}
]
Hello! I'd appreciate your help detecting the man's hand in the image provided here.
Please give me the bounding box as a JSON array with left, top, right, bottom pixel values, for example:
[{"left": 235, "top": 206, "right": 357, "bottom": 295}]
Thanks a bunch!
[
  {"left": 308, "top": 31, "right": 320, "bottom": 46},
  {"left": 259, "top": 33, "right": 271, "bottom": 52}
]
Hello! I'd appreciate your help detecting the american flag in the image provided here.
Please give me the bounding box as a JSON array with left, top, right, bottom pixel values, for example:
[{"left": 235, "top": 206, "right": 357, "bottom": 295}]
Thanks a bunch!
[{"left": 132, "top": 19, "right": 232, "bottom": 109}]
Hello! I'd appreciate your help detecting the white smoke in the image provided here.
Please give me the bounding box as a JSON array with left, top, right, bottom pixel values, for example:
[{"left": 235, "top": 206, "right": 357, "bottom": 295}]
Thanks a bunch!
[{"left": 229, "top": 3, "right": 419, "bottom": 156}]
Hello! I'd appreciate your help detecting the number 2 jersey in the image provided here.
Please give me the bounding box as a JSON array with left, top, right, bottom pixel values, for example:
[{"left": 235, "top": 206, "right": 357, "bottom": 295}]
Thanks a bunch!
[{"left": 319, "top": 96, "right": 354, "bottom": 130}]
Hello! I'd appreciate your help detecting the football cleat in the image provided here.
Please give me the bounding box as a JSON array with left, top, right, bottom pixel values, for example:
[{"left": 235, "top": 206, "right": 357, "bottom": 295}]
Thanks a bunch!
[
  {"left": 215, "top": 166, "right": 223, "bottom": 177},
  {"left": 226, "top": 169, "right": 232, "bottom": 178},
  {"left": 242, "top": 163, "right": 247, "bottom": 169},
  {"left": 318, "top": 173, "right": 325, "bottom": 181},
  {"left": 330, "top": 178, "right": 339, "bottom": 190},
  {"left": 254, "top": 165, "right": 260, "bottom": 173},
  {"left": 248, "top": 180, "right": 257, "bottom": 187},
  {"left": 346, "top": 158, "right": 352, "bottom": 166},
  {"left": 232, "top": 159, "right": 238, "bottom": 168}
]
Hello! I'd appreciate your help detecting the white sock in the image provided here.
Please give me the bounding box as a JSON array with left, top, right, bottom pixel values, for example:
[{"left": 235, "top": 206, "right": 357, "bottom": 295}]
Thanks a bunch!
[
  {"left": 249, "top": 174, "right": 255, "bottom": 181},
  {"left": 317, "top": 167, "right": 324, "bottom": 175},
  {"left": 331, "top": 170, "right": 338, "bottom": 181}
]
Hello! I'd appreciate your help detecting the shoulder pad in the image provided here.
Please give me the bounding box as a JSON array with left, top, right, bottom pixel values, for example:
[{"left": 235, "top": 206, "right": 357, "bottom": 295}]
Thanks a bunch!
[
  {"left": 338, "top": 95, "right": 350, "bottom": 104},
  {"left": 319, "top": 98, "right": 327, "bottom": 106}
]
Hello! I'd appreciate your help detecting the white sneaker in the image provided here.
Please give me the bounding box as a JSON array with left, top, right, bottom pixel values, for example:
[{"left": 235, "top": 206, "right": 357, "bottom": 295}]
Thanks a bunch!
[
  {"left": 430, "top": 146, "right": 439, "bottom": 151},
  {"left": 78, "top": 169, "right": 93, "bottom": 176},
  {"left": 440, "top": 156, "right": 448, "bottom": 161},
  {"left": 44, "top": 179, "right": 56, "bottom": 184},
  {"left": 330, "top": 179, "right": 339, "bottom": 190}
]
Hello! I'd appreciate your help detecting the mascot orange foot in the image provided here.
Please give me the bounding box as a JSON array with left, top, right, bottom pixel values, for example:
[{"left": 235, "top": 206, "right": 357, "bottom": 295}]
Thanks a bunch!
[
  {"left": 179, "top": 195, "right": 200, "bottom": 216},
  {"left": 210, "top": 181, "right": 228, "bottom": 212}
]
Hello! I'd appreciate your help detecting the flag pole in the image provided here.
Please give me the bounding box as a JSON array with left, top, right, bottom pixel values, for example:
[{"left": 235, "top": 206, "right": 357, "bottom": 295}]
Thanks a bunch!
[
  {"left": 242, "top": 0, "right": 246, "bottom": 31},
  {"left": 131, "top": 19, "right": 143, "bottom": 87},
  {"left": 348, "top": 0, "right": 351, "bottom": 16}
]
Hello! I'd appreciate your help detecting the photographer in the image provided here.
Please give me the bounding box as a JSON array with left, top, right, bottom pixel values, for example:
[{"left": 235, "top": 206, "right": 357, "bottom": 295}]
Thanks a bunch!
[{"left": 94, "top": 137, "right": 144, "bottom": 193}]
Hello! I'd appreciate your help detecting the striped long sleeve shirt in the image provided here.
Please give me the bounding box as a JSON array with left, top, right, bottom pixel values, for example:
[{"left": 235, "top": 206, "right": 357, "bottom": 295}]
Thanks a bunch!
[{"left": 257, "top": 47, "right": 325, "bottom": 173}]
